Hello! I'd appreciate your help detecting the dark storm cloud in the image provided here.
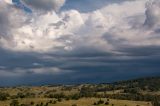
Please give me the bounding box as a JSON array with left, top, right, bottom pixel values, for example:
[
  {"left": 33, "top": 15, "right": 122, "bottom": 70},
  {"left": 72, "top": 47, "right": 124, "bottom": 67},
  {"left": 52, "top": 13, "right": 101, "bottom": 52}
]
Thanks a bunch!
[
  {"left": 0, "top": 46, "right": 160, "bottom": 86},
  {"left": 0, "top": 0, "right": 160, "bottom": 86},
  {"left": 117, "top": 46, "right": 160, "bottom": 56}
]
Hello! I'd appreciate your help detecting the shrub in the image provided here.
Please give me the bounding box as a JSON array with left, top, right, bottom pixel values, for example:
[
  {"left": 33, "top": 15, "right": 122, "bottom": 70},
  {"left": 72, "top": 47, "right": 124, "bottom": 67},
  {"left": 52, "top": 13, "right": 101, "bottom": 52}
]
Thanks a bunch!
[
  {"left": 65, "top": 97, "right": 70, "bottom": 101},
  {"left": 72, "top": 104, "right": 77, "bottom": 106},
  {"left": 45, "top": 103, "right": 49, "bottom": 106},
  {"left": 71, "top": 94, "right": 80, "bottom": 100},
  {"left": 16, "top": 92, "right": 25, "bottom": 98},
  {"left": 30, "top": 101, "right": 34, "bottom": 105},
  {"left": 10, "top": 100, "right": 19, "bottom": 106},
  {"left": 93, "top": 102, "right": 97, "bottom": 105},
  {"left": 0, "top": 92, "right": 9, "bottom": 101},
  {"left": 105, "top": 101, "right": 109, "bottom": 105},
  {"left": 49, "top": 100, "right": 52, "bottom": 103},
  {"left": 20, "top": 104, "right": 26, "bottom": 106},
  {"left": 40, "top": 102, "right": 43, "bottom": 106},
  {"left": 57, "top": 98, "right": 62, "bottom": 102},
  {"left": 53, "top": 100, "right": 57, "bottom": 104},
  {"left": 97, "top": 99, "right": 104, "bottom": 105}
]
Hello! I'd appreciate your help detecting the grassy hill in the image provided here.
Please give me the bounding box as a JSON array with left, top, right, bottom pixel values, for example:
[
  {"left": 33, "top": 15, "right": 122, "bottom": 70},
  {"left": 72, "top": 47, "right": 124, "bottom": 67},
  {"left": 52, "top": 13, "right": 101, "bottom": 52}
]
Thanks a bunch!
[
  {"left": 113, "top": 77, "right": 160, "bottom": 91},
  {"left": 0, "top": 76, "right": 159, "bottom": 106}
]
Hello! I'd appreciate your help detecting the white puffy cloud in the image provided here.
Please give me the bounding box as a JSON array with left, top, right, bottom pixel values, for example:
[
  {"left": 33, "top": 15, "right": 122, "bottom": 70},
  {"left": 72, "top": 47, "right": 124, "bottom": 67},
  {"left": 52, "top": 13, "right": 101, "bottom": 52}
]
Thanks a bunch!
[
  {"left": 107, "top": 0, "right": 160, "bottom": 49},
  {"left": 144, "top": 0, "right": 160, "bottom": 28},
  {"left": 4, "top": 0, "right": 12, "bottom": 4},
  {"left": 1, "top": 0, "right": 160, "bottom": 55},
  {"left": 0, "top": 1, "right": 26, "bottom": 39},
  {"left": 2, "top": 0, "right": 160, "bottom": 84}
]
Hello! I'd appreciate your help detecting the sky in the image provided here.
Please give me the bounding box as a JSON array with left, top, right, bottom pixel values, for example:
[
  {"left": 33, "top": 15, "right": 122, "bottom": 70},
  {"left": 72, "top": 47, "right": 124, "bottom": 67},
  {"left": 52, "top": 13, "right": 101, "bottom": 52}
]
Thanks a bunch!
[{"left": 0, "top": 0, "right": 160, "bottom": 86}]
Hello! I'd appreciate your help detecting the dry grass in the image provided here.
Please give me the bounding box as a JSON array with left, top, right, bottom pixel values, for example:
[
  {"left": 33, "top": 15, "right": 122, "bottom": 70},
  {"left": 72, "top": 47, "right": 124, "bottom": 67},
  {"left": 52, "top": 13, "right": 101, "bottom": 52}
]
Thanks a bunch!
[{"left": 0, "top": 98, "right": 152, "bottom": 106}]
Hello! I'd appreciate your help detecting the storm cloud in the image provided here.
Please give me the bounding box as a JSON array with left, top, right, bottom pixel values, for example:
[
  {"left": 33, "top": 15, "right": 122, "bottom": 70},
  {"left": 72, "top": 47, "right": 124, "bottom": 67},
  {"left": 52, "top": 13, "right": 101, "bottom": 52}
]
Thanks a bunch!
[{"left": 0, "top": 0, "right": 160, "bottom": 86}]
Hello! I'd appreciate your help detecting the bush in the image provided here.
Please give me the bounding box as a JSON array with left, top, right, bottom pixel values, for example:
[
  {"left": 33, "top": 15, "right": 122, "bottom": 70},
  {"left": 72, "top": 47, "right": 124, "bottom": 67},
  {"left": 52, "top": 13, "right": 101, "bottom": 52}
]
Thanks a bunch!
[
  {"left": 10, "top": 100, "right": 19, "bottom": 106},
  {"left": 45, "top": 103, "right": 49, "bottom": 106},
  {"left": 71, "top": 94, "right": 80, "bottom": 100},
  {"left": 0, "top": 92, "right": 9, "bottom": 101},
  {"left": 72, "top": 104, "right": 77, "bottom": 106},
  {"left": 152, "top": 97, "right": 160, "bottom": 106},
  {"left": 97, "top": 99, "right": 104, "bottom": 105},
  {"left": 40, "top": 102, "right": 43, "bottom": 106},
  {"left": 30, "top": 101, "right": 34, "bottom": 105},
  {"left": 65, "top": 97, "right": 70, "bottom": 101},
  {"left": 48, "top": 93, "right": 65, "bottom": 99},
  {"left": 53, "top": 100, "right": 57, "bottom": 104},
  {"left": 20, "top": 104, "right": 26, "bottom": 106},
  {"left": 93, "top": 102, "right": 97, "bottom": 105},
  {"left": 105, "top": 101, "right": 109, "bottom": 105},
  {"left": 49, "top": 100, "right": 52, "bottom": 103},
  {"left": 57, "top": 98, "right": 62, "bottom": 102},
  {"left": 16, "top": 92, "right": 25, "bottom": 98}
]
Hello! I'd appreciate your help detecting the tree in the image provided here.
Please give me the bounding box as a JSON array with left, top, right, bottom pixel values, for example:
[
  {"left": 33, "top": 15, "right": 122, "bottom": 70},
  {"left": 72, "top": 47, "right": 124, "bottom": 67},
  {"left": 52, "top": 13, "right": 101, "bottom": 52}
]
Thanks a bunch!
[
  {"left": 16, "top": 92, "right": 25, "bottom": 98},
  {"left": 71, "top": 94, "right": 80, "bottom": 100},
  {"left": 152, "top": 97, "right": 160, "bottom": 106},
  {"left": 58, "top": 98, "right": 62, "bottom": 102},
  {"left": 105, "top": 101, "right": 109, "bottom": 105},
  {"left": 93, "top": 102, "right": 97, "bottom": 105},
  {"left": 30, "top": 101, "right": 34, "bottom": 105}
]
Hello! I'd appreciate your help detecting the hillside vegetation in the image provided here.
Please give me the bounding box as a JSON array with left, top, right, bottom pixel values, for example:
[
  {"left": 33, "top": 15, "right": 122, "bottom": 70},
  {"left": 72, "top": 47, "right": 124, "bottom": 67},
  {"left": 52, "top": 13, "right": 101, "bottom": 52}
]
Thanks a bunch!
[{"left": 0, "top": 77, "right": 159, "bottom": 106}]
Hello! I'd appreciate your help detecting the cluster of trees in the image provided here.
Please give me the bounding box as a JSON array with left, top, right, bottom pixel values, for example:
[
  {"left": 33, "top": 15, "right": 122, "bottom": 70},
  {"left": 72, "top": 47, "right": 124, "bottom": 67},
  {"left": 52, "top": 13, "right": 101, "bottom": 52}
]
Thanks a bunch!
[
  {"left": 45, "top": 92, "right": 65, "bottom": 99},
  {"left": 123, "top": 88, "right": 141, "bottom": 94},
  {"left": 93, "top": 99, "right": 110, "bottom": 105},
  {"left": 10, "top": 100, "right": 19, "bottom": 106},
  {"left": 45, "top": 92, "right": 81, "bottom": 100},
  {"left": 103, "top": 94, "right": 160, "bottom": 102},
  {"left": 0, "top": 91, "right": 36, "bottom": 101},
  {"left": 1, "top": 76, "right": 160, "bottom": 106},
  {"left": 152, "top": 97, "right": 160, "bottom": 106},
  {"left": 10, "top": 99, "right": 59, "bottom": 106},
  {"left": 44, "top": 84, "right": 160, "bottom": 103},
  {"left": 13, "top": 92, "right": 35, "bottom": 99},
  {"left": 0, "top": 92, "right": 9, "bottom": 101},
  {"left": 114, "top": 77, "right": 160, "bottom": 92}
]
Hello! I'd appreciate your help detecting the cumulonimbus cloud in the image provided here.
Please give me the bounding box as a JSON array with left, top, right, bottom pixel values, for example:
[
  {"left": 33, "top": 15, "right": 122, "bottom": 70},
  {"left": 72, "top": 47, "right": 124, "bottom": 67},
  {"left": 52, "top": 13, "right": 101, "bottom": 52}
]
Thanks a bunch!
[
  {"left": 1, "top": 0, "right": 160, "bottom": 84},
  {"left": 0, "top": 0, "right": 160, "bottom": 54}
]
